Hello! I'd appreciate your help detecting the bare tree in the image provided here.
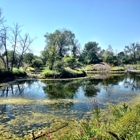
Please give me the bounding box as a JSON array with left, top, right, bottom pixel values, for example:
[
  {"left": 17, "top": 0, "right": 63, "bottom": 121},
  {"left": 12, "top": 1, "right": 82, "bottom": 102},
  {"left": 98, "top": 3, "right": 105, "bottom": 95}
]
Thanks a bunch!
[
  {"left": 0, "top": 8, "right": 35, "bottom": 70},
  {"left": 0, "top": 25, "right": 9, "bottom": 70},
  {"left": 17, "top": 33, "right": 35, "bottom": 68},
  {"left": 124, "top": 43, "right": 140, "bottom": 64},
  {"left": 10, "top": 23, "right": 21, "bottom": 70}
]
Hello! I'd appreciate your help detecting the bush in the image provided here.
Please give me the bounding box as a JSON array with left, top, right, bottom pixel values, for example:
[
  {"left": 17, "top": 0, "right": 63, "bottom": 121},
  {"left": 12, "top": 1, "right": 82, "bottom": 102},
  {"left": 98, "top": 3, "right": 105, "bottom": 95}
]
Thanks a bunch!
[
  {"left": 32, "top": 58, "right": 43, "bottom": 69},
  {"left": 63, "top": 56, "right": 76, "bottom": 68},
  {"left": 41, "top": 69, "right": 59, "bottom": 78},
  {"left": 12, "top": 67, "right": 27, "bottom": 77},
  {"left": 41, "top": 68, "right": 86, "bottom": 78},
  {"left": 60, "top": 68, "right": 86, "bottom": 78},
  {"left": 0, "top": 70, "right": 14, "bottom": 79},
  {"left": 26, "top": 67, "right": 35, "bottom": 72}
]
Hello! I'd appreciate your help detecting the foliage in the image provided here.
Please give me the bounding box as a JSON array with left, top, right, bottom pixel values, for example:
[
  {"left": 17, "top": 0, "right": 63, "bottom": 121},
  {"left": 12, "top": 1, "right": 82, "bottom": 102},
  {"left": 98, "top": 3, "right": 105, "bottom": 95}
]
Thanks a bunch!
[
  {"left": 12, "top": 67, "right": 27, "bottom": 77},
  {"left": 32, "top": 58, "right": 43, "bottom": 69},
  {"left": 53, "top": 61, "right": 64, "bottom": 72},
  {"left": 63, "top": 56, "right": 76, "bottom": 68},
  {"left": 0, "top": 67, "right": 26, "bottom": 80},
  {"left": 0, "top": 70, "right": 14, "bottom": 79},
  {"left": 45, "top": 45, "right": 58, "bottom": 70},
  {"left": 26, "top": 67, "right": 35, "bottom": 72},
  {"left": 41, "top": 69, "right": 59, "bottom": 78},
  {"left": 60, "top": 68, "right": 86, "bottom": 78},
  {"left": 44, "top": 29, "right": 75, "bottom": 57},
  {"left": 82, "top": 41, "right": 101, "bottom": 64},
  {"left": 23, "top": 53, "right": 35, "bottom": 64},
  {"left": 60, "top": 103, "right": 140, "bottom": 140}
]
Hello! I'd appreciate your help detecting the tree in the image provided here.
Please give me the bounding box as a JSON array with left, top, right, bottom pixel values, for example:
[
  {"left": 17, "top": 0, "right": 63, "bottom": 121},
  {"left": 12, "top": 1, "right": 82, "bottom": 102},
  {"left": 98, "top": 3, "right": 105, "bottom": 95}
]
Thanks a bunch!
[
  {"left": 10, "top": 23, "right": 21, "bottom": 70},
  {"left": 32, "top": 58, "right": 43, "bottom": 69},
  {"left": 0, "top": 9, "right": 35, "bottom": 70},
  {"left": 71, "top": 39, "right": 81, "bottom": 57},
  {"left": 23, "top": 53, "right": 34, "bottom": 65},
  {"left": 0, "top": 27, "right": 9, "bottom": 70},
  {"left": 124, "top": 43, "right": 140, "bottom": 64},
  {"left": 82, "top": 41, "right": 101, "bottom": 64},
  {"left": 44, "top": 29, "right": 75, "bottom": 57},
  {"left": 0, "top": 9, "right": 9, "bottom": 70},
  {"left": 17, "top": 33, "right": 35, "bottom": 68},
  {"left": 102, "top": 45, "right": 116, "bottom": 65},
  {"left": 45, "top": 45, "right": 58, "bottom": 70}
]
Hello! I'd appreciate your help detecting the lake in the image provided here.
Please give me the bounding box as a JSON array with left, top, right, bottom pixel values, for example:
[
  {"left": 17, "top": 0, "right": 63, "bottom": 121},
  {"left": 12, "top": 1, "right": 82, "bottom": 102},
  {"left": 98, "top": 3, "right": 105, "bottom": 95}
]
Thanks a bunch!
[{"left": 0, "top": 73, "right": 140, "bottom": 139}]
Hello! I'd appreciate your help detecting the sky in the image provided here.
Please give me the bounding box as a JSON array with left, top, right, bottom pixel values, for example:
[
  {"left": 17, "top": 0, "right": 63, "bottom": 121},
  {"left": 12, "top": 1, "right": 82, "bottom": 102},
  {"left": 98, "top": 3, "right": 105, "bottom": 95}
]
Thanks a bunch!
[{"left": 0, "top": 0, "right": 140, "bottom": 55}]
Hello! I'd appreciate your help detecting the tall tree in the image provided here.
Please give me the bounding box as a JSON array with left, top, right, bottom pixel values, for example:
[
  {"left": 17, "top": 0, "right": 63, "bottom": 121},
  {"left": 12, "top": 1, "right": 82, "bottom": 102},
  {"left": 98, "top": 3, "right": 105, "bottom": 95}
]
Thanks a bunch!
[
  {"left": 17, "top": 33, "right": 35, "bottom": 68},
  {"left": 44, "top": 29, "right": 75, "bottom": 57},
  {"left": 71, "top": 39, "right": 81, "bottom": 57},
  {"left": 0, "top": 9, "right": 35, "bottom": 70},
  {"left": 82, "top": 41, "right": 101, "bottom": 64},
  {"left": 0, "top": 9, "right": 9, "bottom": 70},
  {"left": 45, "top": 45, "right": 58, "bottom": 70},
  {"left": 10, "top": 23, "right": 21, "bottom": 70}
]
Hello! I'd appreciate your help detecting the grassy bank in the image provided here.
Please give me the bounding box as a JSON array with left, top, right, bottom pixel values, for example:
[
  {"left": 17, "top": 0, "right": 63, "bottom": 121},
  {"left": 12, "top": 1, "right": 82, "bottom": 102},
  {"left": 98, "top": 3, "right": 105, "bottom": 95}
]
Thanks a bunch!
[
  {"left": 0, "top": 68, "right": 27, "bottom": 82},
  {"left": 41, "top": 68, "right": 86, "bottom": 78}
]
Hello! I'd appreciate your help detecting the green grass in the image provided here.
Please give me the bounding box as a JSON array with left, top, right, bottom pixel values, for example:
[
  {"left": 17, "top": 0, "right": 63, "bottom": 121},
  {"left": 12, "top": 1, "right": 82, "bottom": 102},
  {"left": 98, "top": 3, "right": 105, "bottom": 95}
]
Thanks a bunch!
[
  {"left": 41, "top": 68, "right": 86, "bottom": 78},
  {"left": 26, "top": 67, "right": 35, "bottom": 72},
  {"left": 111, "top": 66, "right": 125, "bottom": 71},
  {"left": 41, "top": 69, "right": 59, "bottom": 78},
  {"left": 60, "top": 68, "right": 86, "bottom": 78},
  {"left": 60, "top": 103, "right": 140, "bottom": 140},
  {"left": 12, "top": 67, "right": 27, "bottom": 77},
  {"left": 84, "top": 65, "right": 97, "bottom": 71}
]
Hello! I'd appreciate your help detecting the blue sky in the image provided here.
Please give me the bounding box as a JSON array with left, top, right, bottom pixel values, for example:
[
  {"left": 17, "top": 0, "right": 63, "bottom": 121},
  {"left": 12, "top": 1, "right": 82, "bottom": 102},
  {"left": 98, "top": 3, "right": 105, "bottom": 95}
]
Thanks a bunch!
[{"left": 0, "top": 0, "right": 140, "bottom": 55}]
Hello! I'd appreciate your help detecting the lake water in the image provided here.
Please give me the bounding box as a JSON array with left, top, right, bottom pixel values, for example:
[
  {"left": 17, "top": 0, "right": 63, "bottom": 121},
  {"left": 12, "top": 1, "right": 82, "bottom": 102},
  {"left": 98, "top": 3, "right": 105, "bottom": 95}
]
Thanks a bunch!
[{"left": 0, "top": 73, "right": 140, "bottom": 139}]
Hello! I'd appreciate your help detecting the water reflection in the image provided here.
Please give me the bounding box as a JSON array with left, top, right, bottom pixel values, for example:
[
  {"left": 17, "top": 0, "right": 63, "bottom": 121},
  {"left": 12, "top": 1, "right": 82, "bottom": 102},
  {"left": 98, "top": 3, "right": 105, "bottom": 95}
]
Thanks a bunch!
[
  {"left": 42, "top": 80, "right": 82, "bottom": 99},
  {"left": 0, "top": 74, "right": 140, "bottom": 139}
]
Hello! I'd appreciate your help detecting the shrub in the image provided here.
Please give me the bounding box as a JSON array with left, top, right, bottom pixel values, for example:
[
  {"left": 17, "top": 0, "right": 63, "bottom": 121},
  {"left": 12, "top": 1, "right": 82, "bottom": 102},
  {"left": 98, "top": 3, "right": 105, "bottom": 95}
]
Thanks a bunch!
[
  {"left": 12, "top": 67, "right": 27, "bottom": 77},
  {"left": 63, "top": 56, "right": 76, "bottom": 68},
  {"left": 60, "top": 68, "right": 86, "bottom": 78},
  {"left": 41, "top": 69, "right": 59, "bottom": 78},
  {"left": 32, "top": 58, "right": 43, "bottom": 69},
  {"left": 26, "top": 67, "right": 35, "bottom": 72},
  {"left": 0, "top": 70, "right": 14, "bottom": 79}
]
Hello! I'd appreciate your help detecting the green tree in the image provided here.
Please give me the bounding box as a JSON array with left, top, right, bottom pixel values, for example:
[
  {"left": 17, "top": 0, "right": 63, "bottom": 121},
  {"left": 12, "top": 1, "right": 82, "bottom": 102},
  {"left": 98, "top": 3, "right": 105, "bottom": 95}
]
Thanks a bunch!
[
  {"left": 102, "top": 45, "right": 117, "bottom": 65},
  {"left": 23, "top": 53, "right": 34, "bottom": 64},
  {"left": 63, "top": 55, "right": 76, "bottom": 68},
  {"left": 82, "top": 41, "right": 101, "bottom": 64},
  {"left": 32, "top": 58, "right": 43, "bottom": 69},
  {"left": 44, "top": 29, "right": 75, "bottom": 57},
  {"left": 45, "top": 45, "right": 58, "bottom": 70}
]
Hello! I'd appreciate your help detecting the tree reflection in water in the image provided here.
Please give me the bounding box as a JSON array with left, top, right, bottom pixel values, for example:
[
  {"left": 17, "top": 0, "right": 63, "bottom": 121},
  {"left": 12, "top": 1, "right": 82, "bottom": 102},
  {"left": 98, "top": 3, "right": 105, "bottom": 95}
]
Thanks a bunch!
[
  {"left": 0, "top": 80, "right": 38, "bottom": 97},
  {"left": 42, "top": 80, "right": 82, "bottom": 99},
  {"left": 123, "top": 73, "right": 140, "bottom": 91}
]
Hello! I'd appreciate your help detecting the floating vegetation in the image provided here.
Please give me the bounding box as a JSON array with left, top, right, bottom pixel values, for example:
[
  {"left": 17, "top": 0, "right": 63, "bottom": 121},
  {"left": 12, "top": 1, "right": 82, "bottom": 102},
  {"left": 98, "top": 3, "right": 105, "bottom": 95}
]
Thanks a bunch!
[{"left": 0, "top": 73, "right": 140, "bottom": 139}]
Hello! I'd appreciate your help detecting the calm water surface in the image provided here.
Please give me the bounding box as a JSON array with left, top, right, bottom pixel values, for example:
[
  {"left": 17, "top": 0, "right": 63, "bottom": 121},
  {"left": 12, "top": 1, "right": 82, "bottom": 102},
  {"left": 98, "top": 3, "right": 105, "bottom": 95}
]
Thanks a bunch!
[{"left": 0, "top": 73, "right": 140, "bottom": 139}]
